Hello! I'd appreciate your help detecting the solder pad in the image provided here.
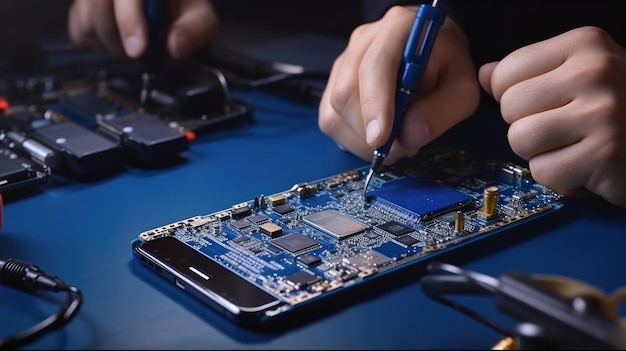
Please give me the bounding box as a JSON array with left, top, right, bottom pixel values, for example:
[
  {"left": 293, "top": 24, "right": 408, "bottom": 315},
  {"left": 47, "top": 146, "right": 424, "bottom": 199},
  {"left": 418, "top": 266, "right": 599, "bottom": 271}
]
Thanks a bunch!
[{"left": 135, "top": 147, "right": 563, "bottom": 325}]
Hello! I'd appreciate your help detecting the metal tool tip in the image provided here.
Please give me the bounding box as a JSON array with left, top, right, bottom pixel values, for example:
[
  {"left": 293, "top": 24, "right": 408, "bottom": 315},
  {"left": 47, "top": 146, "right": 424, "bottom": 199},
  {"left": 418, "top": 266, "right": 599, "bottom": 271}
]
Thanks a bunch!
[
  {"left": 362, "top": 169, "right": 374, "bottom": 202},
  {"left": 140, "top": 73, "right": 151, "bottom": 106}
]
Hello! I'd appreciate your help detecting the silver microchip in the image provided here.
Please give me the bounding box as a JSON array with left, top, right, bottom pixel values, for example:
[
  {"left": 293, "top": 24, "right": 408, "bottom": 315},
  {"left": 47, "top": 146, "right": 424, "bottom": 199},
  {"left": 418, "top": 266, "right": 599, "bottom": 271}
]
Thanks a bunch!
[
  {"left": 303, "top": 209, "right": 368, "bottom": 239},
  {"left": 345, "top": 250, "right": 393, "bottom": 268}
]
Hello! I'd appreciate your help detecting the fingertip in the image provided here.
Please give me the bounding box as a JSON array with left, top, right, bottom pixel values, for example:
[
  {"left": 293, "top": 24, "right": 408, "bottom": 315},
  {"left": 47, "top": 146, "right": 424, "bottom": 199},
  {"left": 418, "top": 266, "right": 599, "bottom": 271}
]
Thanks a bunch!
[
  {"left": 124, "top": 30, "right": 146, "bottom": 58},
  {"left": 478, "top": 61, "right": 498, "bottom": 96}
]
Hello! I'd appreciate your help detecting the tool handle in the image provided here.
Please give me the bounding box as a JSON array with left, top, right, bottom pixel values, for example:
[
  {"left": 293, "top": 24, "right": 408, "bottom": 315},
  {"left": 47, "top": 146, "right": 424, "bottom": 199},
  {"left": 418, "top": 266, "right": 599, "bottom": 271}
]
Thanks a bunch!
[
  {"left": 399, "top": 4, "right": 446, "bottom": 91},
  {"left": 143, "top": 0, "right": 169, "bottom": 68}
]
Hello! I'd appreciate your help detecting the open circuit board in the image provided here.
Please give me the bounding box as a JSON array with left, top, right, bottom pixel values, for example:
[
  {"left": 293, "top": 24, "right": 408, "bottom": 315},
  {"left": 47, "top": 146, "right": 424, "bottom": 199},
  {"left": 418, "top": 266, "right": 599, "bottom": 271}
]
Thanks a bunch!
[{"left": 134, "top": 147, "right": 563, "bottom": 323}]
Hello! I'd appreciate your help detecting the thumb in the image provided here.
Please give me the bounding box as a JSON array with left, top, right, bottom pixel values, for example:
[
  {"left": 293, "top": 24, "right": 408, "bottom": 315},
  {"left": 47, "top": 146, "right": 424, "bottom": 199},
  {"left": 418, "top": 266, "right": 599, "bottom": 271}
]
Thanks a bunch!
[{"left": 478, "top": 61, "right": 499, "bottom": 97}]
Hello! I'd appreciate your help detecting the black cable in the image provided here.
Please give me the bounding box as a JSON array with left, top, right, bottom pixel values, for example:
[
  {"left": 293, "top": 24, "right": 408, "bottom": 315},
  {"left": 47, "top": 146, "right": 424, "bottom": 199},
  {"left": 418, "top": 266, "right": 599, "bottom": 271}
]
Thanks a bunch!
[
  {"left": 420, "top": 262, "right": 515, "bottom": 337},
  {"left": 0, "top": 258, "right": 83, "bottom": 351},
  {"left": 421, "top": 262, "right": 626, "bottom": 349}
]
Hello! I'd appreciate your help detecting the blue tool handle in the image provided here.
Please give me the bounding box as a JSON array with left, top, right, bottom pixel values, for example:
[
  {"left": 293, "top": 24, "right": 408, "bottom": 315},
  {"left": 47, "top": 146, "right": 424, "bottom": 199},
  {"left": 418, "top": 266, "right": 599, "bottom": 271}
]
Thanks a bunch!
[
  {"left": 143, "top": 0, "right": 169, "bottom": 68},
  {"left": 400, "top": 4, "right": 446, "bottom": 91},
  {"left": 377, "top": 4, "right": 446, "bottom": 156}
]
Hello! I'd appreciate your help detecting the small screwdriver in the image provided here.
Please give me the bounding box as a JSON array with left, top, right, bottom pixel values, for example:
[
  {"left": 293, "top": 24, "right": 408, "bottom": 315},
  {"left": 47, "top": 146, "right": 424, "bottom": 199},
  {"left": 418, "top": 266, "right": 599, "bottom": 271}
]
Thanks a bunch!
[
  {"left": 362, "top": 0, "right": 446, "bottom": 201},
  {"left": 140, "top": 0, "right": 169, "bottom": 106}
]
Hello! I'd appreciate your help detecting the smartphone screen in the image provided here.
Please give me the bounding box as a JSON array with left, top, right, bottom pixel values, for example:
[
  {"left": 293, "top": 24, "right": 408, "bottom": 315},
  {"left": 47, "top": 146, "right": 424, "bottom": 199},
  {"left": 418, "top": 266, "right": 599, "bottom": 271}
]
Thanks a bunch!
[{"left": 134, "top": 236, "right": 283, "bottom": 323}]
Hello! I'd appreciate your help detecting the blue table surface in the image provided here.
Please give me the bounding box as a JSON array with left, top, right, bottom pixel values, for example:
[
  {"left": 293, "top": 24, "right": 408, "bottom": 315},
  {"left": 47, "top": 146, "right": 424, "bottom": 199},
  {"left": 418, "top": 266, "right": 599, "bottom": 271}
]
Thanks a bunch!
[{"left": 1, "top": 81, "right": 626, "bottom": 349}]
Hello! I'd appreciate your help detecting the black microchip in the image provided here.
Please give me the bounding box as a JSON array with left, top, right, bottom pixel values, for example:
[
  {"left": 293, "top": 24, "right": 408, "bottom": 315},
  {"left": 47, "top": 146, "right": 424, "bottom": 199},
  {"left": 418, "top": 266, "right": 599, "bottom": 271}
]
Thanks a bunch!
[
  {"left": 231, "top": 236, "right": 247, "bottom": 244},
  {"left": 271, "top": 233, "right": 319, "bottom": 254},
  {"left": 376, "top": 221, "right": 413, "bottom": 236},
  {"left": 230, "top": 219, "right": 251, "bottom": 230},
  {"left": 273, "top": 204, "right": 294, "bottom": 215},
  {"left": 395, "top": 235, "right": 419, "bottom": 247},
  {"left": 248, "top": 214, "right": 269, "bottom": 224},
  {"left": 297, "top": 254, "right": 321, "bottom": 267},
  {"left": 266, "top": 245, "right": 282, "bottom": 255},
  {"left": 285, "top": 270, "right": 320, "bottom": 289}
]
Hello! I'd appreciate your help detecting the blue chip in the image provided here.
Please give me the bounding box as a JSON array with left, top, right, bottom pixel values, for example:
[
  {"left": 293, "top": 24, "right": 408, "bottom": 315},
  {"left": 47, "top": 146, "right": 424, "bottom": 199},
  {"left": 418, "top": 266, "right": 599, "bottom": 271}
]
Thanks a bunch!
[{"left": 371, "top": 177, "right": 471, "bottom": 219}]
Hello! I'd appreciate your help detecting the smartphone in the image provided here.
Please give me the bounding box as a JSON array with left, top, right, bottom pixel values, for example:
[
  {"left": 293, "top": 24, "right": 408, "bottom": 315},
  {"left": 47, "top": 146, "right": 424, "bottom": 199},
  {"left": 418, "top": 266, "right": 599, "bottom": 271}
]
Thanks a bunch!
[
  {"left": 131, "top": 147, "right": 564, "bottom": 327},
  {"left": 134, "top": 235, "right": 282, "bottom": 324}
]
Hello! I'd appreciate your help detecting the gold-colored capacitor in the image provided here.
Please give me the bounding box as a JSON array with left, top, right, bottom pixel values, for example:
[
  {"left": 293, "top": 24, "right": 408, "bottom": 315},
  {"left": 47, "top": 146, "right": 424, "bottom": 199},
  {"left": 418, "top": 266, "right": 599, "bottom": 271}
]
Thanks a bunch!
[
  {"left": 483, "top": 186, "right": 499, "bottom": 216},
  {"left": 454, "top": 210, "right": 464, "bottom": 232}
]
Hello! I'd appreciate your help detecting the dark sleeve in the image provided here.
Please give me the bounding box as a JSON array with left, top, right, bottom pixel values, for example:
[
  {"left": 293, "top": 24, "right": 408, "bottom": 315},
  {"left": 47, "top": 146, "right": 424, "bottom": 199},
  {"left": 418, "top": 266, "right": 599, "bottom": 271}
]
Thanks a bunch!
[
  {"left": 443, "top": 0, "right": 626, "bottom": 65},
  {"left": 361, "top": 0, "right": 459, "bottom": 23},
  {"left": 213, "top": 0, "right": 364, "bottom": 38},
  {"left": 364, "top": 0, "right": 626, "bottom": 65},
  {"left": 0, "top": 0, "right": 71, "bottom": 40}
]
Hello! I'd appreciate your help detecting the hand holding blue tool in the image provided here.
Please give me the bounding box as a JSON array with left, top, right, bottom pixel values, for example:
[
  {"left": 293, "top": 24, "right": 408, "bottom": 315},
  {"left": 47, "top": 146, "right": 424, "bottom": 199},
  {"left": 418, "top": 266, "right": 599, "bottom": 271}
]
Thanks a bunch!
[{"left": 363, "top": 0, "right": 446, "bottom": 200}]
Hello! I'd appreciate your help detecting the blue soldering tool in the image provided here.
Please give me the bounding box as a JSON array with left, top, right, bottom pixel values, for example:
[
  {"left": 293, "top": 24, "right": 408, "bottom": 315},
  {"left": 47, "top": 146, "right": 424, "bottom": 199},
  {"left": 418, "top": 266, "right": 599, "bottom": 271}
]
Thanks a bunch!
[
  {"left": 140, "top": 0, "right": 169, "bottom": 105},
  {"left": 362, "top": 0, "right": 446, "bottom": 200}
]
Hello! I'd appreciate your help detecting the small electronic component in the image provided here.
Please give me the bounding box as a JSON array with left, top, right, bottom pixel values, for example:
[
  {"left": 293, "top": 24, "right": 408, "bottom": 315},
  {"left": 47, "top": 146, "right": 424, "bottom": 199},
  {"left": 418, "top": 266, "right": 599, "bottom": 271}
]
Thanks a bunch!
[
  {"left": 268, "top": 194, "right": 286, "bottom": 206},
  {"left": 482, "top": 186, "right": 500, "bottom": 219},
  {"left": 230, "top": 220, "right": 251, "bottom": 230},
  {"left": 297, "top": 254, "right": 321, "bottom": 267},
  {"left": 248, "top": 214, "right": 270, "bottom": 224},
  {"left": 230, "top": 205, "right": 252, "bottom": 220},
  {"left": 394, "top": 235, "right": 420, "bottom": 247},
  {"left": 259, "top": 222, "right": 282, "bottom": 238},
  {"left": 376, "top": 220, "right": 413, "bottom": 236},
  {"left": 273, "top": 204, "right": 294, "bottom": 215},
  {"left": 285, "top": 270, "right": 320, "bottom": 289},
  {"left": 271, "top": 233, "right": 319, "bottom": 255}
]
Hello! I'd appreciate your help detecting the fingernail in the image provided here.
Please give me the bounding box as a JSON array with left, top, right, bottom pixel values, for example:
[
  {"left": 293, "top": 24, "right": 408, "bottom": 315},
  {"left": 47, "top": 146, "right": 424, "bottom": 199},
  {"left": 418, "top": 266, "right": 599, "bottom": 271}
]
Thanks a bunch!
[
  {"left": 365, "top": 120, "right": 381, "bottom": 145},
  {"left": 124, "top": 31, "right": 143, "bottom": 58}
]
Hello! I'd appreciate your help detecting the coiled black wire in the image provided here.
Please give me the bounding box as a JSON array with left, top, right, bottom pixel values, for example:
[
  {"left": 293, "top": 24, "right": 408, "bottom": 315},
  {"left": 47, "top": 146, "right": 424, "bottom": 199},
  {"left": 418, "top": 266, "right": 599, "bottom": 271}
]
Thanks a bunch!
[{"left": 0, "top": 258, "right": 83, "bottom": 350}]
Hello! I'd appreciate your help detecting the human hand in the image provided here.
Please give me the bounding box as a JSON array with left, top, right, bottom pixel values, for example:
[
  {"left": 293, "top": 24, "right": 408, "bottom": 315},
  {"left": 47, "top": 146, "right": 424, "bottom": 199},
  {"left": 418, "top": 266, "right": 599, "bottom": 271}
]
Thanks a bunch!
[
  {"left": 318, "top": 5, "right": 480, "bottom": 164},
  {"left": 479, "top": 26, "right": 626, "bottom": 208},
  {"left": 68, "top": 0, "right": 218, "bottom": 59}
]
